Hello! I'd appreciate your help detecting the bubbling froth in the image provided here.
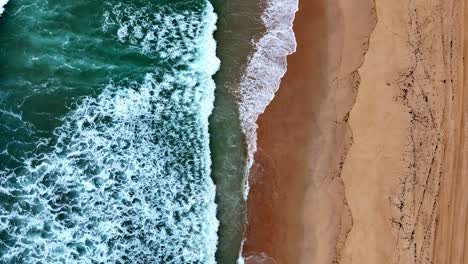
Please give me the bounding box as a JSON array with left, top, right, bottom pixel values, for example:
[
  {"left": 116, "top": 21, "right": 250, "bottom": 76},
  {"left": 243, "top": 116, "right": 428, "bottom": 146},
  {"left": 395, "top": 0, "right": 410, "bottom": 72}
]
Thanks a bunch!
[
  {"left": 0, "top": 1, "right": 220, "bottom": 263},
  {"left": 244, "top": 253, "right": 278, "bottom": 264},
  {"left": 237, "top": 0, "right": 298, "bottom": 261},
  {"left": 0, "top": 0, "right": 8, "bottom": 16},
  {"left": 238, "top": 0, "right": 299, "bottom": 196}
]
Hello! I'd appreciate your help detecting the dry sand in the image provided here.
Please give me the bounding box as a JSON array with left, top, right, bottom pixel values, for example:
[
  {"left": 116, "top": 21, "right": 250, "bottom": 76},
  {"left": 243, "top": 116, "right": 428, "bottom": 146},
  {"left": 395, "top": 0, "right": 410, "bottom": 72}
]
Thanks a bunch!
[
  {"left": 243, "top": 0, "right": 468, "bottom": 263},
  {"left": 341, "top": 0, "right": 464, "bottom": 263},
  {"left": 430, "top": 1, "right": 467, "bottom": 263}
]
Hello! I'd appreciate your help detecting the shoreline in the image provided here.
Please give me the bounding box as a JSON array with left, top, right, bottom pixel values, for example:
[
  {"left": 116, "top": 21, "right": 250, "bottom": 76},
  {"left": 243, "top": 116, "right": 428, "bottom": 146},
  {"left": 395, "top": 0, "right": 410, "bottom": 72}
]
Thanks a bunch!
[
  {"left": 242, "top": 0, "right": 328, "bottom": 261},
  {"left": 241, "top": 0, "right": 376, "bottom": 263},
  {"left": 242, "top": 0, "right": 468, "bottom": 263},
  {"left": 209, "top": 0, "right": 265, "bottom": 262}
]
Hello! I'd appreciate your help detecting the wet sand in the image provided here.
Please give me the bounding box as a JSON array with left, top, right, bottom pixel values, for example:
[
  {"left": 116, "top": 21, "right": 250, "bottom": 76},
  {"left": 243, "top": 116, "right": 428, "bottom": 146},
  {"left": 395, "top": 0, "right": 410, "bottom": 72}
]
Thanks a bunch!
[
  {"left": 242, "top": 0, "right": 329, "bottom": 262},
  {"left": 242, "top": 0, "right": 375, "bottom": 263},
  {"left": 243, "top": 0, "right": 468, "bottom": 263}
]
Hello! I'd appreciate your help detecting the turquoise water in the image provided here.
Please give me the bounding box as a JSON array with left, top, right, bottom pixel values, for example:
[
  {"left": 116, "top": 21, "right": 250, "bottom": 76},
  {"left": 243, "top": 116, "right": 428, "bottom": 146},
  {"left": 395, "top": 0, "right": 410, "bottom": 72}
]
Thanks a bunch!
[
  {"left": 0, "top": 1, "right": 220, "bottom": 263},
  {"left": 210, "top": 0, "right": 298, "bottom": 262},
  {"left": 209, "top": 1, "right": 265, "bottom": 262}
]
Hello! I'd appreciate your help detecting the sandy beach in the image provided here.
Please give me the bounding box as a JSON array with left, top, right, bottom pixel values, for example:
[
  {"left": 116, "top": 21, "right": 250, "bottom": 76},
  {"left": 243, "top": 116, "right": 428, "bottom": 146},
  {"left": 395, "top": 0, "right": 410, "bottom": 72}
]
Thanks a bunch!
[
  {"left": 340, "top": 0, "right": 464, "bottom": 262},
  {"left": 243, "top": 0, "right": 468, "bottom": 263},
  {"left": 242, "top": 0, "right": 330, "bottom": 262},
  {"left": 242, "top": 0, "right": 376, "bottom": 262}
]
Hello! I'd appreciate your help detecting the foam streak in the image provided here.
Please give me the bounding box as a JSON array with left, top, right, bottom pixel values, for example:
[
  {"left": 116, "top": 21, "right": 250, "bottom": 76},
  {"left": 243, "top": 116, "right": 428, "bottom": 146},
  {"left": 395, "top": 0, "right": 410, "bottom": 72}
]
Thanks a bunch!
[
  {"left": 0, "top": 0, "right": 8, "bottom": 16},
  {"left": 237, "top": 0, "right": 298, "bottom": 262},
  {"left": 238, "top": 0, "right": 298, "bottom": 197}
]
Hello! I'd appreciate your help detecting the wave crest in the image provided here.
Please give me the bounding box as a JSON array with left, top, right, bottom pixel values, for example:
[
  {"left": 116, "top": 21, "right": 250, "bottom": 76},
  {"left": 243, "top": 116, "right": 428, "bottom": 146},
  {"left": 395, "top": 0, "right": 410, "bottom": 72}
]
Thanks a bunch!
[
  {"left": 0, "top": 0, "right": 8, "bottom": 16},
  {"left": 238, "top": 0, "right": 299, "bottom": 195},
  {"left": 0, "top": 1, "right": 220, "bottom": 263},
  {"left": 237, "top": 0, "right": 298, "bottom": 262}
]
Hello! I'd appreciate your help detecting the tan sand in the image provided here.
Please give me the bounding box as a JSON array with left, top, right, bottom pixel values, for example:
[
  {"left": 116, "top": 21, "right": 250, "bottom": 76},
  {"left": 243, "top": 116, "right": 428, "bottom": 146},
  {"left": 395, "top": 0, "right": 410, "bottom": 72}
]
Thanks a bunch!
[
  {"left": 432, "top": 0, "right": 468, "bottom": 263},
  {"left": 242, "top": 0, "right": 375, "bottom": 263},
  {"left": 340, "top": 0, "right": 465, "bottom": 263},
  {"left": 243, "top": 0, "right": 468, "bottom": 263}
]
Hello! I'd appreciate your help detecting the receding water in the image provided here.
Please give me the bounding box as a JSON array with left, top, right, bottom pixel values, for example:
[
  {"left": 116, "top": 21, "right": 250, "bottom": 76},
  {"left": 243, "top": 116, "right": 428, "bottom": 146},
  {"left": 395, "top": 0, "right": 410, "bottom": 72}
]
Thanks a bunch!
[
  {"left": 209, "top": 0, "right": 298, "bottom": 262},
  {"left": 0, "top": 0, "right": 293, "bottom": 262},
  {"left": 209, "top": 0, "right": 265, "bottom": 263}
]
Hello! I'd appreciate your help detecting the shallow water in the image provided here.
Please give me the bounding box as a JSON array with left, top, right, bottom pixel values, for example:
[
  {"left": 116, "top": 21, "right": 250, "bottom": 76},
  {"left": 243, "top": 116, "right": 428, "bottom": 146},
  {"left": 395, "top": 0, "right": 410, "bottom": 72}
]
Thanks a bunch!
[
  {"left": 0, "top": 0, "right": 297, "bottom": 262},
  {"left": 209, "top": 1, "right": 264, "bottom": 262},
  {"left": 209, "top": 0, "right": 298, "bottom": 262}
]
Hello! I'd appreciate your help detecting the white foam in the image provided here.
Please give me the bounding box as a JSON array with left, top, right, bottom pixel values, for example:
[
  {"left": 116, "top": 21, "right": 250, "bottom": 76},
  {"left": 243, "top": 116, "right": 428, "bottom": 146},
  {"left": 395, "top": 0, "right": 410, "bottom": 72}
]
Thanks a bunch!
[
  {"left": 238, "top": 0, "right": 298, "bottom": 197},
  {"left": 244, "top": 253, "right": 278, "bottom": 264},
  {"left": 0, "top": 0, "right": 8, "bottom": 16},
  {"left": 237, "top": 0, "right": 298, "bottom": 262},
  {"left": 0, "top": 1, "right": 220, "bottom": 263}
]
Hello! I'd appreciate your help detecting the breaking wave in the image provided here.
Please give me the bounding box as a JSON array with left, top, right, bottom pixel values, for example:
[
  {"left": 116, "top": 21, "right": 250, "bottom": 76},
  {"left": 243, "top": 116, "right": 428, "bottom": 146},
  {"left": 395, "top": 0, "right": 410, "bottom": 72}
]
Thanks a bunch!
[
  {"left": 0, "top": 0, "right": 8, "bottom": 16},
  {"left": 238, "top": 0, "right": 298, "bottom": 196},
  {"left": 0, "top": 1, "right": 220, "bottom": 263},
  {"left": 240, "top": 0, "right": 299, "bottom": 169},
  {"left": 236, "top": 0, "right": 298, "bottom": 262}
]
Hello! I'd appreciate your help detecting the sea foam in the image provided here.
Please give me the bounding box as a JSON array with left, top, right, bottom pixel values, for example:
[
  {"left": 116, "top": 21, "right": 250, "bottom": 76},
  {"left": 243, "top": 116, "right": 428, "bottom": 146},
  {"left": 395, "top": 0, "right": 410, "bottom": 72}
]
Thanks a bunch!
[
  {"left": 244, "top": 253, "right": 278, "bottom": 264},
  {"left": 237, "top": 0, "right": 298, "bottom": 262},
  {"left": 0, "top": 1, "right": 220, "bottom": 263},
  {"left": 238, "top": 0, "right": 299, "bottom": 197},
  {"left": 0, "top": 0, "right": 8, "bottom": 16}
]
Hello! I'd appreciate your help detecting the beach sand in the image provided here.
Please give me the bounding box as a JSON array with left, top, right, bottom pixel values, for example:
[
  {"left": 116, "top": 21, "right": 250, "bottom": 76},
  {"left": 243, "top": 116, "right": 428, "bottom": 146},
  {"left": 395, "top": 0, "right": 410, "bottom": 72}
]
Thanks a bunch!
[
  {"left": 433, "top": 0, "right": 468, "bottom": 260},
  {"left": 243, "top": 0, "right": 468, "bottom": 263},
  {"left": 242, "top": 0, "right": 375, "bottom": 263},
  {"left": 340, "top": 0, "right": 464, "bottom": 263}
]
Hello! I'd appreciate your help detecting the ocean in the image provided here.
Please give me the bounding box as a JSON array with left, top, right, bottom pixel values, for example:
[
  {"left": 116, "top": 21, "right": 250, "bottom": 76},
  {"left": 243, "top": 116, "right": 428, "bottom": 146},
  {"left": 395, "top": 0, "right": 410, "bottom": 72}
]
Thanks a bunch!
[{"left": 0, "top": 0, "right": 297, "bottom": 263}]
